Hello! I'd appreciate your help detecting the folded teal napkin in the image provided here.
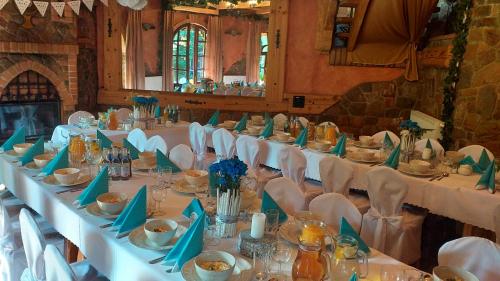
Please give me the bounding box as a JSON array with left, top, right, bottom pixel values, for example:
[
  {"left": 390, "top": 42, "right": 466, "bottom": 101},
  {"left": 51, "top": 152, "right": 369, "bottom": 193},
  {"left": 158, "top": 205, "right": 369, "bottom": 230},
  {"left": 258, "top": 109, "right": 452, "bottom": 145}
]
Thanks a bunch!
[
  {"left": 123, "top": 138, "right": 140, "bottom": 160},
  {"left": 264, "top": 112, "right": 271, "bottom": 124},
  {"left": 154, "top": 105, "right": 161, "bottom": 118},
  {"left": 349, "top": 272, "right": 358, "bottom": 281},
  {"left": 384, "top": 144, "right": 401, "bottom": 169},
  {"left": 20, "top": 137, "right": 44, "bottom": 165},
  {"left": 475, "top": 161, "right": 497, "bottom": 194},
  {"left": 383, "top": 132, "right": 394, "bottom": 149},
  {"left": 97, "top": 130, "right": 112, "bottom": 149},
  {"left": 163, "top": 212, "right": 205, "bottom": 269},
  {"left": 478, "top": 149, "right": 492, "bottom": 171},
  {"left": 339, "top": 217, "right": 370, "bottom": 254},
  {"left": 234, "top": 113, "right": 249, "bottom": 133},
  {"left": 75, "top": 167, "right": 109, "bottom": 206},
  {"left": 1, "top": 126, "right": 25, "bottom": 151},
  {"left": 459, "top": 156, "right": 483, "bottom": 173},
  {"left": 294, "top": 127, "right": 308, "bottom": 147},
  {"left": 259, "top": 121, "right": 274, "bottom": 139},
  {"left": 156, "top": 149, "right": 181, "bottom": 173},
  {"left": 330, "top": 134, "right": 346, "bottom": 157},
  {"left": 112, "top": 185, "right": 147, "bottom": 235},
  {"left": 206, "top": 110, "right": 220, "bottom": 126},
  {"left": 261, "top": 191, "right": 288, "bottom": 223},
  {"left": 182, "top": 198, "right": 204, "bottom": 219},
  {"left": 41, "top": 146, "right": 69, "bottom": 175}
]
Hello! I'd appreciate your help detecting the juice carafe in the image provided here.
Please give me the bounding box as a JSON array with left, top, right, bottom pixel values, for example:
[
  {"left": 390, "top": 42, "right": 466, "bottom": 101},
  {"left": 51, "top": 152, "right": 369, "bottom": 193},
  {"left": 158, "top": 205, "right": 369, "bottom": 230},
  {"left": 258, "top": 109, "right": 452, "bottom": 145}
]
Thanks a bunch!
[
  {"left": 331, "top": 235, "right": 369, "bottom": 281},
  {"left": 107, "top": 110, "right": 119, "bottom": 130},
  {"left": 325, "top": 124, "right": 337, "bottom": 146},
  {"left": 69, "top": 133, "right": 86, "bottom": 167}
]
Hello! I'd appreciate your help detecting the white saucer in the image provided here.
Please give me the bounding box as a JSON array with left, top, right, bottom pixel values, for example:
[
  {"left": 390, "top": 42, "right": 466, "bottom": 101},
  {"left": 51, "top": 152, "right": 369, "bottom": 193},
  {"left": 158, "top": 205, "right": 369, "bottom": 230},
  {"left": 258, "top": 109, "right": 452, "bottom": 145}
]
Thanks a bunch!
[
  {"left": 306, "top": 144, "right": 332, "bottom": 153},
  {"left": 43, "top": 174, "right": 91, "bottom": 187},
  {"left": 86, "top": 202, "right": 121, "bottom": 220},
  {"left": 181, "top": 256, "right": 253, "bottom": 281},
  {"left": 241, "top": 130, "right": 260, "bottom": 137},
  {"left": 269, "top": 136, "right": 296, "bottom": 144},
  {"left": 398, "top": 163, "right": 437, "bottom": 178},
  {"left": 353, "top": 141, "right": 381, "bottom": 150},
  {"left": 129, "top": 223, "right": 187, "bottom": 251},
  {"left": 172, "top": 179, "right": 208, "bottom": 195},
  {"left": 346, "top": 153, "right": 382, "bottom": 164},
  {"left": 24, "top": 162, "right": 42, "bottom": 171},
  {"left": 132, "top": 159, "right": 156, "bottom": 171}
]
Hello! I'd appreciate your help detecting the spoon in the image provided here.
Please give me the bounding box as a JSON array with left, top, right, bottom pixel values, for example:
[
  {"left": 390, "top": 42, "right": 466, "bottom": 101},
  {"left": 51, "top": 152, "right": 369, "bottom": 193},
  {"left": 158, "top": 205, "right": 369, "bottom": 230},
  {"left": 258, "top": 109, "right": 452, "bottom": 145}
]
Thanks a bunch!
[
  {"left": 437, "top": 172, "right": 449, "bottom": 181},
  {"left": 149, "top": 255, "right": 166, "bottom": 264}
]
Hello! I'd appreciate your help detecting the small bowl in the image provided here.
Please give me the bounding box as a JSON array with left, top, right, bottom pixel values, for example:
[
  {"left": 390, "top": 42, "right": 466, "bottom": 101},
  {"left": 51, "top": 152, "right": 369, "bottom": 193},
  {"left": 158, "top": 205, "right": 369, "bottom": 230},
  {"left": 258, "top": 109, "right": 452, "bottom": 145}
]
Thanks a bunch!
[
  {"left": 247, "top": 126, "right": 261, "bottom": 135},
  {"left": 194, "top": 251, "right": 236, "bottom": 281},
  {"left": 184, "top": 169, "right": 209, "bottom": 186},
  {"left": 139, "top": 152, "right": 156, "bottom": 166},
  {"left": 359, "top": 136, "right": 374, "bottom": 146},
  {"left": 13, "top": 143, "right": 33, "bottom": 155},
  {"left": 409, "top": 160, "right": 431, "bottom": 173},
  {"left": 275, "top": 132, "right": 290, "bottom": 142},
  {"left": 53, "top": 168, "right": 80, "bottom": 185},
  {"left": 433, "top": 266, "right": 479, "bottom": 281},
  {"left": 144, "top": 219, "right": 178, "bottom": 246},
  {"left": 96, "top": 192, "right": 127, "bottom": 215},
  {"left": 314, "top": 140, "right": 331, "bottom": 151},
  {"left": 222, "top": 120, "right": 237, "bottom": 128},
  {"left": 33, "top": 153, "right": 54, "bottom": 168}
]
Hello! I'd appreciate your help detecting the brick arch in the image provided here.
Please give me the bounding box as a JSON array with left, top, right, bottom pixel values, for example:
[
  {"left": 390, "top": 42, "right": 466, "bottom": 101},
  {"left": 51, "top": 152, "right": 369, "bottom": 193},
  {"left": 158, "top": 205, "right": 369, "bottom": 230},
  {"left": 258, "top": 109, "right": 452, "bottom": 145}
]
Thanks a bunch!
[{"left": 0, "top": 61, "right": 74, "bottom": 106}]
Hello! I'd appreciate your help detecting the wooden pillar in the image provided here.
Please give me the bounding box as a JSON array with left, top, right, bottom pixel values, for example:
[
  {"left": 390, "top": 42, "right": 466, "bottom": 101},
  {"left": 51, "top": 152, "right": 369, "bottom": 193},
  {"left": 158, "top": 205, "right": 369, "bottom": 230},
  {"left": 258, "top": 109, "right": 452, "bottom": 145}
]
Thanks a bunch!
[{"left": 101, "top": 0, "right": 124, "bottom": 91}]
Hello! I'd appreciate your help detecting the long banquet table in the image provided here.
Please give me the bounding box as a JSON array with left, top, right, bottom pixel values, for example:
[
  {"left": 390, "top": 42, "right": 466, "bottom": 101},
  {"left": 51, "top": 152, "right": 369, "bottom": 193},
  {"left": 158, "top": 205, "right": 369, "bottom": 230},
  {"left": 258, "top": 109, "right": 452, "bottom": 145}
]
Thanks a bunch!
[{"left": 0, "top": 154, "right": 420, "bottom": 281}]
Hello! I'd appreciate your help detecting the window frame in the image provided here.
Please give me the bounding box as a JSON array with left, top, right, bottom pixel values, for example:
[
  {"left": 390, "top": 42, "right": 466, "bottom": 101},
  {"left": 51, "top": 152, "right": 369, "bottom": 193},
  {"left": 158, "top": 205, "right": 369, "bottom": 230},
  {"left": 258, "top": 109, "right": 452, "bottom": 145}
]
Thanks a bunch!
[{"left": 172, "top": 23, "right": 207, "bottom": 85}]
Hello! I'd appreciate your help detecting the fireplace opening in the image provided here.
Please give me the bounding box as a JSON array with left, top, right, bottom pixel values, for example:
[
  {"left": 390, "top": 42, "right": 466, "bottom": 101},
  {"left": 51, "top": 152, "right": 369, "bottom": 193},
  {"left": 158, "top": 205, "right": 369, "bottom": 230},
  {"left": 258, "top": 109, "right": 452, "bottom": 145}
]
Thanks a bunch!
[{"left": 0, "top": 70, "right": 61, "bottom": 142}]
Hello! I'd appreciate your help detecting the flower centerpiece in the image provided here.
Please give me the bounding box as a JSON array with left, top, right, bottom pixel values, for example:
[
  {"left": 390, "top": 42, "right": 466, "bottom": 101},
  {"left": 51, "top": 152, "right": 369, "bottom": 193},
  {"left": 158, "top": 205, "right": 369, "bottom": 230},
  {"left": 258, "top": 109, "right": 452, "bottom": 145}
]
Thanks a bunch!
[
  {"left": 132, "top": 95, "right": 159, "bottom": 129},
  {"left": 399, "top": 119, "right": 424, "bottom": 162},
  {"left": 209, "top": 158, "right": 248, "bottom": 238}
]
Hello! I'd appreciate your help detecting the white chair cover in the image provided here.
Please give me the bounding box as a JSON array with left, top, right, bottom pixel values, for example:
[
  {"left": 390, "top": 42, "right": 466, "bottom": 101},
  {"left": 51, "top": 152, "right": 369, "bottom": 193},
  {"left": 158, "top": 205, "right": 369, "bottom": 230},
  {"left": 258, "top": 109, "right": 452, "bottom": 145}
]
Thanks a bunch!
[
  {"left": 298, "top": 117, "right": 309, "bottom": 128},
  {"left": 279, "top": 146, "right": 306, "bottom": 191},
  {"left": 438, "top": 237, "right": 500, "bottom": 281},
  {"left": 414, "top": 138, "right": 445, "bottom": 160},
  {"left": 318, "top": 122, "right": 340, "bottom": 133},
  {"left": 115, "top": 108, "right": 132, "bottom": 122},
  {"left": 319, "top": 156, "right": 353, "bottom": 195},
  {"left": 494, "top": 204, "right": 500, "bottom": 244},
  {"left": 264, "top": 178, "right": 306, "bottom": 215},
  {"left": 273, "top": 114, "right": 288, "bottom": 130},
  {"left": 144, "top": 136, "right": 167, "bottom": 154},
  {"left": 127, "top": 128, "right": 147, "bottom": 152},
  {"left": 309, "top": 193, "right": 362, "bottom": 233},
  {"left": 458, "top": 145, "right": 495, "bottom": 162},
  {"left": 189, "top": 123, "right": 207, "bottom": 169},
  {"left": 236, "top": 136, "right": 260, "bottom": 171},
  {"left": 169, "top": 144, "right": 194, "bottom": 170},
  {"left": 19, "top": 209, "right": 45, "bottom": 281},
  {"left": 360, "top": 166, "right": 425, "bottom": 264},
  {"left": 372, "top": 131, "right": 400, "bottom": 146},
  {"left": 44, "top": 244, "right": 76, "bottom": 281},
  {"left": 1, "top": 199, "right": 26, "bottom": 281},
  {"left": 212, "top": 128, "right": 236, "bottom": 160},
  {"left": 67, "top": 111, "right": 93, "bottom": 126}
]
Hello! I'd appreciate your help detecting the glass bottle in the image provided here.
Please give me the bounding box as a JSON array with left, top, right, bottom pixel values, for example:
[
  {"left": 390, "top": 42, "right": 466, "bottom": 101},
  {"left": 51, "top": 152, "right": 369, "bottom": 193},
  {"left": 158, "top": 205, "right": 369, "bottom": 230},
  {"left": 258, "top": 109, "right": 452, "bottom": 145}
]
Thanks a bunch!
[
  {"left": 289, "top": 116, "right": 297, "bottom": 138},
  {"left": 120, "top": 148, "right": 131, "bottom": 180},
  {"left": 110, "top": 147, "right": 122, "bottom": 181},
  {"left": 176, "top": 105, "right": 181, "bottom": 122},
  {"left": 164, "top": 105, "right": 170, "bottom": 122}
]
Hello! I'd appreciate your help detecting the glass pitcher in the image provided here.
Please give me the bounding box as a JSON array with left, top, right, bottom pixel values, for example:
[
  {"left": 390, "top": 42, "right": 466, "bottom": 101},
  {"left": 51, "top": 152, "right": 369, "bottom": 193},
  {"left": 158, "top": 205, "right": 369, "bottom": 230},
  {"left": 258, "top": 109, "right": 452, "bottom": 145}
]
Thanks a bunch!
[
  {"left": 324, "top": 123, "right": 337, "bottom": 146},
  {"left": 107, "top": 110, "right": 119, "bottom": 130},
  {"left": 69, "top": 133, "right": 86, "bottom": 168},
  {"left": 331, "top": 234, "right": 369, "bottom": 281}
]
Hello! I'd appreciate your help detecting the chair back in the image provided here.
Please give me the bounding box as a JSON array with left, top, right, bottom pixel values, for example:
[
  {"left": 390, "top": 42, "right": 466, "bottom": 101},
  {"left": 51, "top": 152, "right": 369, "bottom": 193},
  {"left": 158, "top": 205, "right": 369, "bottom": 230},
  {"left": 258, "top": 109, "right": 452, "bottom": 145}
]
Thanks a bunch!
[
  {"left": 212, "top": 128, "right": 236, "bottom": 160},
  {"left": 319, "top": 157, "right": 353, "bottom": 195},
  {"left": 372, "top": 131, "right": 400, "bottom": 146},
  {"left": 264, "top": 178, "right": 306, "bottom": 215},
  {"left": 494, "top": 204, "right": 500, "bottom": 244},
  {"left": 144, "top": 136, "right": 167, "bottom": 154},
  {"left": 67, "top": 111, "right": 93, "bottom": 126},
  {"left": 189, "top": 122, "right": 207, "bottom": 158},
  {"left": 19, "top": 209, "right": 46, "bottom": 281},
  {"left": 127, "top": 128, "right": 147, "bottom": 151},
  {"left": 273, "top": 114, "right": 288, "bottom": 130},
  {"left": 169, "top": 144, "right": 194, "bottom": 170},
  {"left": 415, "top": 138, "right": 445, "bottom": 160},
  {"left": 0, "top": 199, "right": 14, "bottom": 248},
  {"left": 279, "top": 146, "right": 306, "bottom": 191},
  {"left": 298, "top": 117, "right": 308, "bottom": 128},
  {"left": 116, "top": 108, "right": 132, "bottom": 122},
  {"left": 236, "top": 135, "right": 260, "bottom": 171},
  {"left": 458, "top": 145, "right": 494, "bottom": 163},
  {"left": 309, "top": 193, "right": 362, "bottom": 232},
  {"left": 318, "top": 122, "right": 340, "bottom": 133},
  {"left": 366, "top": 166, "right": 408, "bottom": 217},
  {"left": 438, "top": 237, "right": 500, "bottom": 281},
  {"left": 44, "top": 244, "right": 76, "bottom": 281}
]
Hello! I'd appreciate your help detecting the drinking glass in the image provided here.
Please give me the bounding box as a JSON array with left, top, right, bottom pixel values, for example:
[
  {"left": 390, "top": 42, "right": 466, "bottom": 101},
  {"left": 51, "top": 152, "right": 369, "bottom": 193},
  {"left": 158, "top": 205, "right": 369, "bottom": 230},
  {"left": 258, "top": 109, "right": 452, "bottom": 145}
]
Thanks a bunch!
[
  {"left": 265, "top": 209, "right": 280, "bottom": 235},
  {"left": 380, "top": 265, "right": 405, "bottom": 281},
  {"left": 272, "top": 240, "right": 292, "bottom": 280},
  {"left": 69, "top": 134, "right": 86, "bottom": 168},
  {"left": 403, "top": 269, "right": 423, "bottom": 281},
  {"left": 252, "top": 243, "right": 271, "bottom": 281},
  {"left": 85, "top": 138, "right": 102, "bottom": 178},
  {"left": 157, "top": 166, "right": 172, "bottom": 188},
  {"left": 151, "top": 185, "right": 166, "bottom": 216},
  {"left": 204, "top": 224, "right": 220, "bottom": 247}
]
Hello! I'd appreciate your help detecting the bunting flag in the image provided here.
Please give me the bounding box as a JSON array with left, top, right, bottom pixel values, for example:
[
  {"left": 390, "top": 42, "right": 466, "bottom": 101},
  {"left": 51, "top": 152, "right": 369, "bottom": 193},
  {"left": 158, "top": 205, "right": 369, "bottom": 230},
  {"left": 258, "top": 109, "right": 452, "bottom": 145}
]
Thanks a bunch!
[
  {"left": 67, "top": 0, "right": 80, "bottom": 15},
  {"left": 33, "top": 1, "right": 49, "bottom": 16},
  {"left": 82, "top": 0, "right": 94, "bottom": 11},
  {"left": 51, "top": 1, "right": 65, "bottom": 17},
  {"left": 15, "top": 0, "right": 31, "bottom": 14},
  {"left": 0, "top": 0, "right": 9, "bottom": 11},
  {"left": 100, "top": 0, "right": 107, "bottom": 7}
]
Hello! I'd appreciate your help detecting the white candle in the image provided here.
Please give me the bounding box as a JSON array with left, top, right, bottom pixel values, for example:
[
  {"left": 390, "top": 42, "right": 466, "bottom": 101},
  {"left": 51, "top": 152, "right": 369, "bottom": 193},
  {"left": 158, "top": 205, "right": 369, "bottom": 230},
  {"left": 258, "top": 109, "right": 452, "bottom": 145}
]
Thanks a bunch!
[
  {"left": 422, "top": 148, "right": 432, "bottom": 160},
  {"left": 250, "top": 213, "right": 266, "bottom": 239}
]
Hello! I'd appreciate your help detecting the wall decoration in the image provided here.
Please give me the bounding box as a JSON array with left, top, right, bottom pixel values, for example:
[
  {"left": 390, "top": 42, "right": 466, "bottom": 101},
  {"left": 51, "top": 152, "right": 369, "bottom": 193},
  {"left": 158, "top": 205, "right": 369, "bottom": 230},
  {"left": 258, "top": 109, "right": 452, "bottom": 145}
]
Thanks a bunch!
[
  {"left": 33, "top": 1, "right": 49, "bottom": 16},
  {"left": 15, "top": 0, "right": 31, "bottom": 15},
  {"left": 100, "top": 0, "right": 108, "bottom": 7},
  {"left": 0, "top": 0, "right": 9, "bottom": 10},
  {"left": 82, "top": 0, "right": 94, "bottom": 11},
  {"left": 68, "top": 0, "right": 81, "bottom": 15},
  {"left": 51, "top": 1, "right": 65, "bottom": 17}
]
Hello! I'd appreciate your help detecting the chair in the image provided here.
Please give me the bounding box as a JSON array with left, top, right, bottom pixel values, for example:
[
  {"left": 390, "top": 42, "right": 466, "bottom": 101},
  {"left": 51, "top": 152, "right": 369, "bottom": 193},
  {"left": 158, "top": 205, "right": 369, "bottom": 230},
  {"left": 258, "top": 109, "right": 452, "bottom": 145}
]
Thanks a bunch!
[
  {"left": 414, "top": 138, "right": 445, "bottom": 160},
  {"left": 494, "top": 204, "right": 500, "bottom": 244},
  {"left": 319, "top": 157, "right": 370, "bottom": 214},
  {"left": 115, "top": 108, "right": 132, "bottom": 123},
  {"left": 189, "top": 122, "right": 209, "bottom": 169},
  {"left": 360, "top": 166, "right": 426, "bottom": 264},
  {"left": 143, "top": 136, "right": 167, "bottom": 155},
  {"left": 309, "top": 193, "right": 362, "bottom": 233},
  {"left": 212, "top": 128, "right": 236, "bottom": 160},
  {"left": 372, "top": 131, "right": 400, "bottom": 146},
  {"left": 273, "top": 114, "right": 288, "bottom": 131},
  {"left": 126, "top": 128, "right": 147, "bottom": 152},
  {"left": 458, "top": 145, "right": 495, "bottom": 162},
  {"left": 298, "top": 117, "right": 309, "bottom": 128},
  {"left": 438, "top": 237, "right": 500, "bottom": 281},
  {"left": 263, "top": 178, "right": 307, "bottom": 215},
  {"left": 0, "top": 199, "right": 26, "bottom": 281},
  {"left": 67, "top": 111, "right": 93, "bottom": 126},
  {"left": 169, "top": 144, "right": 194, "bottom": 170},
  {"left": 318, "top": 122, "right": 340, "bottom": 133}
]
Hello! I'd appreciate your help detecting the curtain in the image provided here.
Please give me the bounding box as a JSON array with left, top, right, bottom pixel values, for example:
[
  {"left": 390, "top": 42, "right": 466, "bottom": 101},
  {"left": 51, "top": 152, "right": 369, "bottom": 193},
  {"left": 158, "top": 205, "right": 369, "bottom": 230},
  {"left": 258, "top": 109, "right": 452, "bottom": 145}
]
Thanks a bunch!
[
  {"left": 205, "top": 15, "right": 223, "bottom": 83},
  {"left": 124, "top": 10, "right": 145, "bottom": 89},
  {"left": 349, "top": 0, "right": 438, "bottom": 81},
  {"left": 162, "top": 10, "right": 174, "bottom": 91},
  {"left": 245, "top": 19, "right": 265, "bottom": 84}
]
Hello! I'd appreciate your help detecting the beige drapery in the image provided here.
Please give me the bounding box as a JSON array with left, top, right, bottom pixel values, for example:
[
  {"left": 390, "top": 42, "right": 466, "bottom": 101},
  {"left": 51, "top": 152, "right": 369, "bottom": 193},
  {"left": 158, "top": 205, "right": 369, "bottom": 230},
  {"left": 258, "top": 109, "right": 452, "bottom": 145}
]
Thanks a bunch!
[
  {"left": 349, "top": 0, "right": 437, "bottom": 81},
  {"left": 162, "top": 10, "right": 174, "bottom": 91},
  {"left": 246, "top": 19, "right": 266, "bottom": 84},
  {"left": 124, "top": 10, "right": 145, "bottom": 89},
  {"left": 205, "top": 15, "right": 223, "bottom": 83}
]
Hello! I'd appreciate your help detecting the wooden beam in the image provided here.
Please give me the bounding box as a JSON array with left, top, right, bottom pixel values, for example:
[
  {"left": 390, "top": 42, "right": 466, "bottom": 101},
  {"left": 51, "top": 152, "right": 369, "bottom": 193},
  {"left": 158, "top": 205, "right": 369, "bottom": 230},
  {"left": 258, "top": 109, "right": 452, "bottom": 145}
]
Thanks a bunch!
[
  {"left": 102, "top": 0, "right": 123, "bottom": 91},
  {"left": 346, "top": 0, "right": 370, "bottom": 51},
  {"left": 173, "top": 6, "right": 219, "bottom": 15},
  {"left": 315, "top": 0, "right": 337, "bottom": 52}
]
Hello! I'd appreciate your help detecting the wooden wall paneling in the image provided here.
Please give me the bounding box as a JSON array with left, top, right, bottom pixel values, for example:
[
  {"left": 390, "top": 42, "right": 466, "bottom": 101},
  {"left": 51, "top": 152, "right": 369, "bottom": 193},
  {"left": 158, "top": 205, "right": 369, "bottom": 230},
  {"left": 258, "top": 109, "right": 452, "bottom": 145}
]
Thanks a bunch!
[
  {"left": 96, "top": 4, "right": 104, "bottom": 89},
  {"left": 315, "top": 0, "right": 337, "bottom": 52},
  {"left": 102, "top": 0, "right": 123, "bottom": 91}
]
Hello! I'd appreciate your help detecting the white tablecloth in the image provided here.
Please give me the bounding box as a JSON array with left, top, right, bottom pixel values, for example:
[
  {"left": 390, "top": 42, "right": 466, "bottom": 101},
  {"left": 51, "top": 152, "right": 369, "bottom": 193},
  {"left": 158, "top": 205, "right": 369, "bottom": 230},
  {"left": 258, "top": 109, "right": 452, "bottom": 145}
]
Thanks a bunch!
[{"left": 0, "top": 155, "right": 418, "bottom": 281}]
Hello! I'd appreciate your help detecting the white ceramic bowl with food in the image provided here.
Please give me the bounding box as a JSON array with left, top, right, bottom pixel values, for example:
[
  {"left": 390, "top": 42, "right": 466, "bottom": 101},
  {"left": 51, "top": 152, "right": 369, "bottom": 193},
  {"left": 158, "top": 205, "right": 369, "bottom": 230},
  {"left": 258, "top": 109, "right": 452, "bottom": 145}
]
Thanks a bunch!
[
  {"left": 194, "top": 251, "right": 236, "bottom": 281},
  {"left": 139, "top": 152, "right": 156, "bottom": 166},
  {"left": 314, "top": 140, "right": 331, "bottom": 151},
  {"left": 433, "top": 266, "right": 479, "bottom": 281},
  {"left": 96, "top": 192, "right": 128, "bottom": 215},
  {"left": 53, "top": 168, "right": 80, "bottom": 185},
  {"left": 13, "top": 143, "right": 33, "bottom": 155},
  {"left": 247, "top": 126, "right": 261, "bottom": 135},
  {"left": 351, "top": 149, "right": 375, "bottom": 160},
  {"left": 359, "top": 136, "right": 374, "bottom": 146},
  {"left": 33, "top": 153, "right": 53, "bottom": 168},
  {"left": 275, "top": 132, "right": 290, "bottom": 142},
  {"left": 144, "top": 219, "right": 178, "bottom": 246},
  {"left": 184, "top": 170, "right": 209, "bottom": 186},
  {"left": 409, "top": 160, "right": 431, "bottom": 173}
]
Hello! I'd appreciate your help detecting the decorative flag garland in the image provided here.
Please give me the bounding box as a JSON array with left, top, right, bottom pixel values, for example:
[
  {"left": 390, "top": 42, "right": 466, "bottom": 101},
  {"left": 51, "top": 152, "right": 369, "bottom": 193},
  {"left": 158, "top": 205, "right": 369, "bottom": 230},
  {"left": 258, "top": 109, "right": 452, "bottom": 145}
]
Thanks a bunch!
[
  {"left": 14, "top": 0, "right": 31, "bottom": 14},
  {"left": 82, "top": 0, "right": 92, "bottom": 11},
  {"left": 51, "top": 1, "right": 65, "bottom": 16},
  {"left": 67, "top": 0, "right": 80, "bottom": 14},
  {"left": 0, "top": 0, "right": 9, "bottom": 10},
  {"left": 1, "top": 0, "right": 107, "bottom": 16},
  {"left": 33, "top": 0, "right": 48, "bottom": 15}
]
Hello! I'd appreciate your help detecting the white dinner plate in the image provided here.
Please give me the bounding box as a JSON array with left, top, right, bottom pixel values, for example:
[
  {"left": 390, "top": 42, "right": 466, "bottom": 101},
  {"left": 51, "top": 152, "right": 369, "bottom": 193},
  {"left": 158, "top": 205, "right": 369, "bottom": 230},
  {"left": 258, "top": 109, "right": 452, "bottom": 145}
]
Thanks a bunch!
[
  {"left": 86, "top": 203, "right": 121, "bottom": 220},
  {"left": 4, "top": 150, "right": 23, "bottom": 159},
  {"left": 43, "top": 174, "right": 91, "bottom": 187},
  {"left": 306, "top": 144, "right": 332, "bottom": 153},
  {"left": 269, "top": 136, "right": 296, "bottom": 144},
  {"left": 346, "top": 153, "right": 382, "bottom": 164},
  {"left": 132, "top": 159, "right": 156, "bottom": 171},
  {"left": 398, "top": 163, "right": 438, "bottom": 178},
  {"left": 352, "top": 141, "right": 382, "bottom": 150},
  {"left": 24, "top": 162, "right": 42, "bottom": 171},
  {"left": 241, "top": 130, "right": 260, "bottom": 137},
  {"left": 129, "top": 223, "right": 187, "bottom": 251},
  {"left": 181, "top": 256, "right": 253, "bottom": 281},
  {"left": 172, "top": 179, "right": 208, "bottom": 195}
]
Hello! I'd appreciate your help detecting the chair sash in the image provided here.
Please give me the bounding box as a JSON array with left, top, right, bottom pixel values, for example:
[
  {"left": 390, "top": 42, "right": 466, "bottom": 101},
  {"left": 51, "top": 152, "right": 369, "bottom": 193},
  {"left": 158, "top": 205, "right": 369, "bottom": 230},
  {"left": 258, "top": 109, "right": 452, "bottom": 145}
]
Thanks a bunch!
[
  {"left": 212, "top": 128, "right": 236, "bottom": 160},
  {"left": 363, "top": 207, "right": 403, "bottom": 252}
]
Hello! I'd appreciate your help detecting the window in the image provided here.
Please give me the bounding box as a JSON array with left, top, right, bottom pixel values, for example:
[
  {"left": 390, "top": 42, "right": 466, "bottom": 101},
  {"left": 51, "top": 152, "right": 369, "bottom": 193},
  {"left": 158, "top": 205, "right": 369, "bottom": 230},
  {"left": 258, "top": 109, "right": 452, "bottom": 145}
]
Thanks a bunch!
[
  {"left": 259, "top": 32, "right": 268, "bottom": 84},
  {"left": 172, "top": 23, "right": 207, "bottom": 86}
]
